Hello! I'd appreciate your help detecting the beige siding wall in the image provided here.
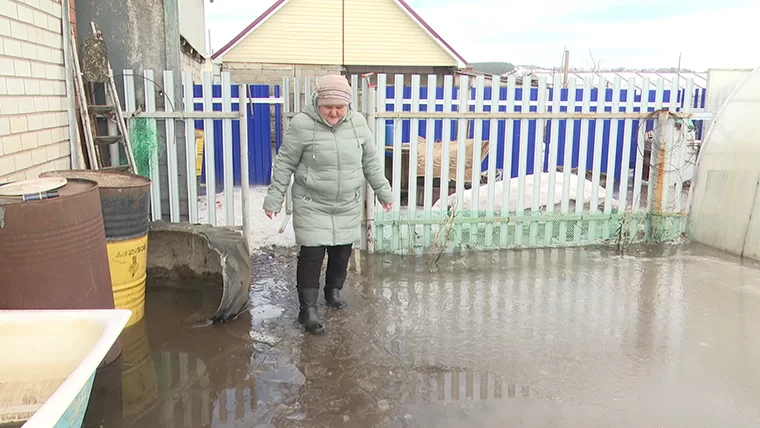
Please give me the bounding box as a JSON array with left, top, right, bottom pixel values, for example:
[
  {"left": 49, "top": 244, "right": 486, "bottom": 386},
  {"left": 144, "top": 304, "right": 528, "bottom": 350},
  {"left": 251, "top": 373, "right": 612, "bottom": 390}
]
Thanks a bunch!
[
  {"left": 223, "top": 0, "right": 342, "bottom": 65},
  {"left": 344, "top": 0, "right": 456, "bottom": 66},
  {"left": 0, "top": 0, "right": 70, "bottom": 184}
]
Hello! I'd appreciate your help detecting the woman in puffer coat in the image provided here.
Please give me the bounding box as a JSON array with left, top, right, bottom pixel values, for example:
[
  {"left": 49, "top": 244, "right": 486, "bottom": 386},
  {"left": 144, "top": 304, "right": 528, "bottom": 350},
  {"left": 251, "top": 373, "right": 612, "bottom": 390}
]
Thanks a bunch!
[{"left": 263, "top": 75, "right": 393, "bottom": 334}]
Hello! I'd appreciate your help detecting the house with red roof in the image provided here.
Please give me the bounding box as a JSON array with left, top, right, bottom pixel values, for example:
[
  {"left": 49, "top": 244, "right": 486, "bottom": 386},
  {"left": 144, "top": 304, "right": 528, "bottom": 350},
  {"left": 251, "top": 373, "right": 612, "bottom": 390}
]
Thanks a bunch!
[{"left": 211, "top": 0, "right": 468, "bottom": 85}]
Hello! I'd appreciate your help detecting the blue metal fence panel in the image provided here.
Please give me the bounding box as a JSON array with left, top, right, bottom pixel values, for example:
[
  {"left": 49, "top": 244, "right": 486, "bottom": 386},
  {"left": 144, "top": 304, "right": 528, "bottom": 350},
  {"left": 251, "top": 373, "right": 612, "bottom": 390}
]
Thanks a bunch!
[
  {"left": 194, "top": 84, "right": 275, "bottom": 187},
  {"left": 379, "top": 85, "right": 707, "bottom": 184}
]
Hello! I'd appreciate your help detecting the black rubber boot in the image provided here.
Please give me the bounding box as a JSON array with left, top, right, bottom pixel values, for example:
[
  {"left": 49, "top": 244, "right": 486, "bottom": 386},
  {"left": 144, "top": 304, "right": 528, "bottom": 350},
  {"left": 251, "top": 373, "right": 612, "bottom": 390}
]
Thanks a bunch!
[
  {"left": 324, "top": 286, "right": 346, "bottom": 309},
  {"left": 325, "top": 278, "right": 346, "bottom": 309},
  {"left": 297, "top": 288, "right": 325, "bottom": 334}
]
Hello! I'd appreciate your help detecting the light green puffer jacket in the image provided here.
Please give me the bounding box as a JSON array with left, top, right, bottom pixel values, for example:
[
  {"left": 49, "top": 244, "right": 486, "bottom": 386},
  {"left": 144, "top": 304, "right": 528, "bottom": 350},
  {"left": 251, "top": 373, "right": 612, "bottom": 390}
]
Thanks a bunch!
[{"left": 263, "top": 94, "right": 393, "bottom": 247}]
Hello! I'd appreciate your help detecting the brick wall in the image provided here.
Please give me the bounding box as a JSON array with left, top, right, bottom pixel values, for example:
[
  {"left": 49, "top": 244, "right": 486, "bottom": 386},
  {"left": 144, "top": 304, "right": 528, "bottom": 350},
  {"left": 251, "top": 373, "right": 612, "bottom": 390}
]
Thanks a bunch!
[{"left": 0, "top": 0, "right": 70, "bottom": 184}]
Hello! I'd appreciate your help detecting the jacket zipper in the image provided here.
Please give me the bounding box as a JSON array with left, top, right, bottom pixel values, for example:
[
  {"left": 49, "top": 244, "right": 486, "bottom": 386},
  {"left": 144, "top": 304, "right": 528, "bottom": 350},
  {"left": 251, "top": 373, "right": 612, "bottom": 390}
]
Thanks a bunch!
[{"left": 333, "top": 127, "right": 340, "bottom": 243}]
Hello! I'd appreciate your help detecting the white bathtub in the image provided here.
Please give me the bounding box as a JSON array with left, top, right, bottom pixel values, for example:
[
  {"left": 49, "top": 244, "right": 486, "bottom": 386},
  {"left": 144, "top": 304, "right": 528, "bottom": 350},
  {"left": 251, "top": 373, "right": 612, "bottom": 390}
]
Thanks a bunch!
[{"left": 0, "top": 309, "right": 131, "bottom": 428}]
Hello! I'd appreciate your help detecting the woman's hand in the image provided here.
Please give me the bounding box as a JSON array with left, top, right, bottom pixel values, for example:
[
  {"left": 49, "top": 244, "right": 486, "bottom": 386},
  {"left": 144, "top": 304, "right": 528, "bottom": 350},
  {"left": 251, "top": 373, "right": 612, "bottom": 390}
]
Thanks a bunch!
[
  {"left": 381, "top": 202, "right": 392, "bottom": 212},
  {"left": 265, "top": 210, "right": 278, "bottom": 219}
]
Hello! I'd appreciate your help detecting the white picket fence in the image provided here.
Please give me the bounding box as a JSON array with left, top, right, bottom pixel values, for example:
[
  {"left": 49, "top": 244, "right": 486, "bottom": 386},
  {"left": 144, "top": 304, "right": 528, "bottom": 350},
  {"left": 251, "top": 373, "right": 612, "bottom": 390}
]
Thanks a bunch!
[
  {"left": 122, "top": 70, "right": 711, "bottom": 254},
  {"left": 284, "top": 73, "right": 711, "bottom": 254},
  {"left": 121, "top": 70, "right": 285, "bottom": 242}
]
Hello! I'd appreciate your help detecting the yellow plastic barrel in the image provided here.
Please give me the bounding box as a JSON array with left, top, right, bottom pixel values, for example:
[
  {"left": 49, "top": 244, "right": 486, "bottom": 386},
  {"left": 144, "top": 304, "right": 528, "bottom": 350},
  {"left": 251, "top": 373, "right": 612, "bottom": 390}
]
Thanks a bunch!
[{"left": 41, "top": 170, "right": 151, "bottom": 328}]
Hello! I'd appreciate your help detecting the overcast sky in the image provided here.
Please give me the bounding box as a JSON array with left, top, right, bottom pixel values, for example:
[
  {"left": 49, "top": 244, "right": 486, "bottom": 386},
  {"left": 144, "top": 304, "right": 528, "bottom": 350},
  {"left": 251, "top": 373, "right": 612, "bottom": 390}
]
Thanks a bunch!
[{"left": 205, "top": 0, "right": 760, "bottom": 71}]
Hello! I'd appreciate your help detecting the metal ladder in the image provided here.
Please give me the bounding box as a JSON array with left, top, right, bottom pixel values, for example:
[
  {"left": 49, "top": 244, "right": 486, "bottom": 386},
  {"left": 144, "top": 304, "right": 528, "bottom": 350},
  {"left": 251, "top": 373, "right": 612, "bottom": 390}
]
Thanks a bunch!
[{"left": 70, "top": 23, "right": 136, "bottom": 172}]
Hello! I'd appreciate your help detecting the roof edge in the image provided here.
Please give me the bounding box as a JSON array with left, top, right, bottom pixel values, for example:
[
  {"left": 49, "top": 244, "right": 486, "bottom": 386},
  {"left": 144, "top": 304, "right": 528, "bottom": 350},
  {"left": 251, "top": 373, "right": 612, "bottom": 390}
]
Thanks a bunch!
[
  {"left": 395, "top": 0, "right": 468, "bottom": 68},
  {"left": 211, "top": 0, "right": 468, "bottom": 68},
  {"left": 210, "top": 0, "right": 288, "bottom": 60}
]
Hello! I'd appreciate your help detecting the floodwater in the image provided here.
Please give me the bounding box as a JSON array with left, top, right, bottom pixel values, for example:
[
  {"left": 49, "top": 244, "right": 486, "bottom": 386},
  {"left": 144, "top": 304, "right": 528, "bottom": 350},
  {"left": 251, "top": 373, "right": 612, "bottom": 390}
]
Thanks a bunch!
[{"left": 83, "top": 243, "right": 760, "bottom": 428}]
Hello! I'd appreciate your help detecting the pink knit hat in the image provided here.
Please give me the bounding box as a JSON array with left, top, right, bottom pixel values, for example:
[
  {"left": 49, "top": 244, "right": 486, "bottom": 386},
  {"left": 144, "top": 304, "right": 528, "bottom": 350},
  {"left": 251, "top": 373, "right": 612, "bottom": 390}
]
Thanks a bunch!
[{"left": 316, "top": 74, "right": 352, "bottom": 106}]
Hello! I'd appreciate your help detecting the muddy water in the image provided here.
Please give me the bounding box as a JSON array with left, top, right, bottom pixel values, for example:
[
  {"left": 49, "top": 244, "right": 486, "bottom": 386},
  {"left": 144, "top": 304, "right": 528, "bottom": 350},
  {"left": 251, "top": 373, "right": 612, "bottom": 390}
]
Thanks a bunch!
[{"left": 83, "top": 244, "right": 760, "bottom": 427}]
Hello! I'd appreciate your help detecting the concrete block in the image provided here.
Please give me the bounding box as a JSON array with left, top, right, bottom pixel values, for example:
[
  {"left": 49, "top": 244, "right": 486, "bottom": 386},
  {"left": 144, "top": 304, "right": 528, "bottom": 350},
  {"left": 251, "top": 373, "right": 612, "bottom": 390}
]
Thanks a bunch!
[
  {"left": 21, "top": 131, "right": 38, "bottom": 150},
  {"left": 0, "top": 154, "right": 15, "bottom": 174},
  {"left": 9, "top": 116, "right": 27, "bottom": 134},
  {"left": 48, "top": 1, "right": 61, "bottom": 19},
  {"left": 5, "top": 171, "right": 26, "bottom": 182},
  {"left": 24, "top": 0, "right": 41, "bottom": 10},
  {"left": 5, "top": 77, "right": 22, "bottom": 94},
  {"left": 0, "top": 76, "right": 5, "bottom": 94},
  {"left": 16, "top": 4, "right": 34, "bottom": 24},
  {"left": 41, "top": 112, "right": 57, "bottom": 129},
  {"left": 53, "top": 157, "right": 67, "bottom": 169},
  {"left": 2, "top": 133, "right": 20, "bottom": 153},
  {"left": 50, "top": 125, "right": 65, "bottom": 142},
  {"left": 2, "top": 37, "right": 20, "bottom": 58},
  {"left": 24, "top": 164, "right": 42, "bottom": 180},
  {"left": 46, "top": 15, "right": 58, "bottom": 32},
  {"left": 261, "top": 63, "right": 293, "bottom": 71},
  {"left": 37, "top": 128, "right": 52, "bottom": 145},
  {"left": 0, "top": 57, "right": 13, "bottom": 76},
  {"left": 50, "top": 47, "right": 62, "bottom": 64},
  {"left": 20, "top": 41, "right": 37, "bottom": 60},
  {"left": 13, "top": 150, "right": 32, "bottom": 170},
  {"left": 42, "top": 28, "right": 58, "bottom": 48},
  {"left": 44, "top": 141, "right": 57, "bottom": 159},
  {"left": 52, "top": 79, "right": 64, "bottom": 95},
  {"left": 25, "top": 113, "right": 43, "bottom": 131},
  {"left": 37, "top": 78, "right": 52, "bottom": 94},
  {"left": 0, "top": 17, "right": 9, "bottom": 36},
  {"left": 23, "top": 77, "right": 40, "bottom": 95},
  {"left": 30, "top": 61, "right": 45, "bottom": 77},
  {"left": 32, "top": 10, "right": 46, "bottom": 28},
  {"left": 0, "top": 0, "right": 17, "bottom": 19},
  {"left": 56, "top": 140, "right": 69, "bottom": 156},
  {"left": 33, "top": 45, "right": 49, "bottom": 62},
  {"left": 0, "top": 116, "right": 8, "bottom": 136},
  {"left": 45, "top": 63, "right": 62, "bottom": 79},
  {"left": 13, "top": 59, "right": 31, "bottom": 77},
  {"left": 38, "top": 0, "right": 52, "bottom": 14},
  {"left": 27, "top": 26, "right": 43, "bottom": 45},
  {"left": 0, "top": 95, "right": 17, "bottom": 113},
  {"left": 31, "top": 146, "right": 46, "bottom": 164},
  {"left": 9, "top": 19, "right": 27, "bottom": 40},
  {"left": 17, "top": 96, "right": 34, "bottom": 114},
  {"left": 33, "top": 96, "right": 48, "bottom": 111}
]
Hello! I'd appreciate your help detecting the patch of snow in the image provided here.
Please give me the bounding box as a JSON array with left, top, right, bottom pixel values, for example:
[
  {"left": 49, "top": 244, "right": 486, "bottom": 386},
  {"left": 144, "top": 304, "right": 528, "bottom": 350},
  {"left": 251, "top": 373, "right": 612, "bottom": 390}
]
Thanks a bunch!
[{"left": 197, "top": 185, "right": 296, "bottom": 250}]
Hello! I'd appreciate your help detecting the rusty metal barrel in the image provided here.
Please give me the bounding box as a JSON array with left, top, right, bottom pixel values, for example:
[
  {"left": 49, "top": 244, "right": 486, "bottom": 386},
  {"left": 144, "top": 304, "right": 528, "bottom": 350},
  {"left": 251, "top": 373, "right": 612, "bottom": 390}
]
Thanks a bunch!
[
  {"left": 0, "top": 177, "right": 122, "bottom": 365},
  {"left": 41, "top": 170, "right": 152, "bottom": 329}
]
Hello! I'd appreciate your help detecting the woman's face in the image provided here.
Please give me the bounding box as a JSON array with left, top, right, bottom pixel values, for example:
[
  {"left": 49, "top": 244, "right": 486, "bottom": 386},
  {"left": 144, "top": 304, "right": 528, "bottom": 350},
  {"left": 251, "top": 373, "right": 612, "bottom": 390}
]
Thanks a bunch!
[{"left": 319, "top": 104, "right": 347, "bottom": 126}]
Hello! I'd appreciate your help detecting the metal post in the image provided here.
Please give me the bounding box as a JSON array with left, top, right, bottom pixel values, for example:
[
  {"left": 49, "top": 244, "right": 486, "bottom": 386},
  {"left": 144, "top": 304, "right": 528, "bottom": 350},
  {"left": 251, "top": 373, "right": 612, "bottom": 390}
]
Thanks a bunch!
[{"left": 240, "top": 85, "right": 251, "bottom": 247}]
